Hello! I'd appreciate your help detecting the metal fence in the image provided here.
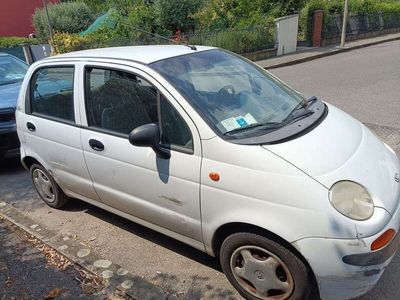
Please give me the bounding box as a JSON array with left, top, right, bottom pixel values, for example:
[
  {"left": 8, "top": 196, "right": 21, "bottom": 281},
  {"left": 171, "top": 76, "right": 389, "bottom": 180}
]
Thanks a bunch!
[
  {"left": 323, "top": 11, "right": 400, "bottom": 39},
  {"left": 76, "top": 27, "right": 275, "bottom": 56},
  {"left": 183, "top": 27, "right": 275, "bottom": 55}
]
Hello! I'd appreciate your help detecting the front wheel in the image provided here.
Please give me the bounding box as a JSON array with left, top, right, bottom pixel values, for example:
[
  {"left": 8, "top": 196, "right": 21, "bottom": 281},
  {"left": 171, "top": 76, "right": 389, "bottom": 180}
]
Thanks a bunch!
[
  {"left": 220, "top": 232, "right": 312, "bottom": 300},
  {"left": 30, "top": 164, "right": 69, "bottom": 208}
]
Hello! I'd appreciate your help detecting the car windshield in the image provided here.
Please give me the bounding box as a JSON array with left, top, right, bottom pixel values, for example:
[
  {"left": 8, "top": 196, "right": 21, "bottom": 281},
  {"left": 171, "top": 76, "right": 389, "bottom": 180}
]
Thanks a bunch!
[
  {"left": 150, "top": 49, "right": 305, "bottom": 136},
  {"left": 0, "top": 55, "right": 28, "bottom": 86}
]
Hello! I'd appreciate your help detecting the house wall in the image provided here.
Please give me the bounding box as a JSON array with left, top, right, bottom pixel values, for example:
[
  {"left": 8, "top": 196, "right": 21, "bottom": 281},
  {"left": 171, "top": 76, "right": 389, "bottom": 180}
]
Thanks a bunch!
[{"left": 0, "top": 0, "right": 59, "bottom": 37}]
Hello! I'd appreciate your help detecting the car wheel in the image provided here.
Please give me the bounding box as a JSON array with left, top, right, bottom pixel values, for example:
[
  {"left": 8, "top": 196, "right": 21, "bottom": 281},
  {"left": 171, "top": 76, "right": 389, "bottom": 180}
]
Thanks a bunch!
[
  {"left": 30, "top": 164, "right": 69, "bottom": 208},
  {"left": 220, "top": 232, "right": 311, "bottom": 300}
]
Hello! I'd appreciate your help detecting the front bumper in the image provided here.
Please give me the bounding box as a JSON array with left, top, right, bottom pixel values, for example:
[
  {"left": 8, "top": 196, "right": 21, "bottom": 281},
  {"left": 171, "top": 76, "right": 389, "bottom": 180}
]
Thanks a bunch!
[{"left": 293, "top": 203, "right": 400, "bottom": 300}]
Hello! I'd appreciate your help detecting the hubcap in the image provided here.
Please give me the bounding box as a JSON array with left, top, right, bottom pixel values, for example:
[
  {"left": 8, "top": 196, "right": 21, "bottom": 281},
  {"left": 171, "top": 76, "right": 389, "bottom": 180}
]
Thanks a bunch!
[
  {"left": 32, "top": 169, "right": 55, "bottom": 203},
  {"left": 230, "top": 245, "right": 294, "bottom": 299}
]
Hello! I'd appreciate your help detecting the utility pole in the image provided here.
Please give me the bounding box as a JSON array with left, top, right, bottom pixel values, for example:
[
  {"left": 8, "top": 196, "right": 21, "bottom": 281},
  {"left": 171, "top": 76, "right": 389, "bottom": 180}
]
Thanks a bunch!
[
  {"left": 42, "top": 0, "right": 54, "bottom": 54},
  {"left": 340, "top": 0, "right": 349, "bottom": 47}
]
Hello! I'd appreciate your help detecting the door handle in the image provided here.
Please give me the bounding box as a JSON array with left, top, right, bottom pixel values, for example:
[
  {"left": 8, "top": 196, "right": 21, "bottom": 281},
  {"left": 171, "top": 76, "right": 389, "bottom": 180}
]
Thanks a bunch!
[
  {"left": 26, "top": 122, "right": 36, "bottom": 132},
  {"left": 89, "top": 139, "right": 105, "bottom": 151}
]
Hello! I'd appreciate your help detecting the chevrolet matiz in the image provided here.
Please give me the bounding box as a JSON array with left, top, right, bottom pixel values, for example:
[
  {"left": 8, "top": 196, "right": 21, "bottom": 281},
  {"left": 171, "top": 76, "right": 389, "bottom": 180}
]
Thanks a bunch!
[{"left": 16, "top": 45, "right": 400, "bottom": 300}]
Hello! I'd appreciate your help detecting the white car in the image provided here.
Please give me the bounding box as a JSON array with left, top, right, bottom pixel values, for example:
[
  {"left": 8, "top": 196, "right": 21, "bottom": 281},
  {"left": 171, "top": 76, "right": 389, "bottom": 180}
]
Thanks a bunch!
[{"left": 16, "top": 45, "right": 400, "bottom": 300}]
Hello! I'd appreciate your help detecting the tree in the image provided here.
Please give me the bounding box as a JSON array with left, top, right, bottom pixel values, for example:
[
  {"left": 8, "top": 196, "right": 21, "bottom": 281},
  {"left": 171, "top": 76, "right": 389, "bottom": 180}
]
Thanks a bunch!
[
  {"left": 32, "top": 2, "right": 94, "bottom": 41},
  {"left": 154, "top": 0, "right": 203, "bottom": 32}
]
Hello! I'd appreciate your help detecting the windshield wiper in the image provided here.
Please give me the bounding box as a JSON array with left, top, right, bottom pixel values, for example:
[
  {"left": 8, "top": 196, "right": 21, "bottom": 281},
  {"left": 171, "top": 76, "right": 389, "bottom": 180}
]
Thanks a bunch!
[
  {"left": 224, "top": 96, "right": 319, "bottom": 136},
  {"left": 223, "top": 121, "right": 283, "bottom": 135},
  {"left": 282, "top": 96, "right": 318, "bottom": 123}
]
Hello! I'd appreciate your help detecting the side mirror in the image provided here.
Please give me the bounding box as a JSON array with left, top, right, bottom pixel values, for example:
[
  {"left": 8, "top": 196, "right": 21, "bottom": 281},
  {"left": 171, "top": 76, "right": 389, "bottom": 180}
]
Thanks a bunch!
[{"left": 128, "top": 123, "right": 171, "bottom": 159}]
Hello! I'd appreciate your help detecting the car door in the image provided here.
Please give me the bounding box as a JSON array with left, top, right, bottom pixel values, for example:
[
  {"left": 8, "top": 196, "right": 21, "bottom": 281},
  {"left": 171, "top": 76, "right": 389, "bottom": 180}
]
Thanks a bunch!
[
  {"left": 79, "top": 63, "right": 203, "bottom": 245},
  {"left": 21, "top": 64, "right": 99, "bottom": 201}
]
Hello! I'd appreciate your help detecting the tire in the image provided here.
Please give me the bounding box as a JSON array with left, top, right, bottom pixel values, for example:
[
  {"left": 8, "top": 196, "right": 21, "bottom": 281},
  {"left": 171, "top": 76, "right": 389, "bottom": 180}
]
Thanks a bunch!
[
  {"left": 220, "top": 232, "right": 312, "bottom": 300},
  {"left": 30, "top": 164, "right": 69, "bottom": 208}
]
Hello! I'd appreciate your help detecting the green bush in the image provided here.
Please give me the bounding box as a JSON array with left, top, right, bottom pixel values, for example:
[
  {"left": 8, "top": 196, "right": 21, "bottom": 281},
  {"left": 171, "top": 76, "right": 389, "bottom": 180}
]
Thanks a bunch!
[
  {"left": 300, "top": 0, "right": 329, "bottom": 43},
  {"left": 154, "top": 0, "right": 203, "bottom": 32},
  {"left": 0, "top": 37, "right": 38, "bottom": 48},
  {"left": 188, "top": 28, "right": 274, "bottom": 54},
  {"left": 32, "top": 2, "right": 94, "bottom": 42}
]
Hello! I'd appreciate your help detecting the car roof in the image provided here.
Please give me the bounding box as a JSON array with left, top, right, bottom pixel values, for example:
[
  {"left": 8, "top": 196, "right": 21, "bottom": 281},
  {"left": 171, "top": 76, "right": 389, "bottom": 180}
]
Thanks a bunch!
[{"left": 47, "top": 45, "right": 215, "bottom": 64}]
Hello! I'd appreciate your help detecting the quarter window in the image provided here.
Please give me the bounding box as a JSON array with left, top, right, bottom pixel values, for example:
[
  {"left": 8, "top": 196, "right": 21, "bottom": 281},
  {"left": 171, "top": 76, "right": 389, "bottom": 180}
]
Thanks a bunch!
[
  {"left": 30, "top": 67, "right": 75, "bottom": 122},
  {"left": 85, "top": 67, "right": 193, "bottom": 151}
]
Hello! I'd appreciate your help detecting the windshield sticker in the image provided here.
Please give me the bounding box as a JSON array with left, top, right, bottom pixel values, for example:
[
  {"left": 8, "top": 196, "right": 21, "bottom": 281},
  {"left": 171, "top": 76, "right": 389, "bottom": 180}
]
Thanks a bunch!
[
  {"left": 243, "top": 113, "right": 257, "bottom": 125},
  {"left": 221, "top": 113, "right": 258, "bottom": 131}
]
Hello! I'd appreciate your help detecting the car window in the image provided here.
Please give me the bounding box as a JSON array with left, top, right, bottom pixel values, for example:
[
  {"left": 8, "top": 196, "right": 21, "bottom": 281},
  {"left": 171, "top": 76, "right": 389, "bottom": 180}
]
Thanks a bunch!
[
  {"left": 30, "top": 67, "right": 75, "bottom": 122},
  {"left": 160, "top": 96, "right": 193, "bottom": 151},
  {"left": 0, "top": 55, "right": 28, "bottom": 86},
  {"left": 150, "top": 50, "right": 304, "bottom": 136},
  {"left": 85, "top": 67, "right": 193, "bottom": 151}
]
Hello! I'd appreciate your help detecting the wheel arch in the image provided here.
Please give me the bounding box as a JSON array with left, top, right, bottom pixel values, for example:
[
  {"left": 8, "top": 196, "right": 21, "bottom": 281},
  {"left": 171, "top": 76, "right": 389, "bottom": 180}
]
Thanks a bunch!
[
  {"left": 211, "top": 222, "right": 320, "bottom": 297},
  {"left": 21, "top": 156, "right": 42, "bottom": 170}
]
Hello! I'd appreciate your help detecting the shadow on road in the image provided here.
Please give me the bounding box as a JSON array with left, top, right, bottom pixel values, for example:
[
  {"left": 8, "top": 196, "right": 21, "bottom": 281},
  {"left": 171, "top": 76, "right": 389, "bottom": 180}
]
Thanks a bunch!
[{"left": 75, "top": 200, "right": 222, "bottom": 272}]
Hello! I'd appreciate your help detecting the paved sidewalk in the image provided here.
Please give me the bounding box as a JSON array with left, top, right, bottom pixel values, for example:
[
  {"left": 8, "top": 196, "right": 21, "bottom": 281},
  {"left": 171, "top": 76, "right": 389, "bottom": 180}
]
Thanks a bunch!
[
  {"left": 257, "top": 32, "right": 400, "bottom": 69},
  {"left": 0, "top": 218, "right": 114, "bottom": 300}
]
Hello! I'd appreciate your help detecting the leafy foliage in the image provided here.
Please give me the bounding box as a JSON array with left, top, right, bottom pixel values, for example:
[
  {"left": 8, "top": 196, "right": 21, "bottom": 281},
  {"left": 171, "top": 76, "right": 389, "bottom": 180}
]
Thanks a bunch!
[
  {"left": 32, "top": 2, "right": 94, "bottom": 42},
  {"left": 0, "top": 37, "right": 38, "bottom": 49},
  {"left": 154, "top": 0, "right": 204, "bottom": 32},
  {"left": 188, "top": 27, "right": 275, "bottom": 54},
  {"left": 52, "top": 32, "right": 88, "bottom": 54}
]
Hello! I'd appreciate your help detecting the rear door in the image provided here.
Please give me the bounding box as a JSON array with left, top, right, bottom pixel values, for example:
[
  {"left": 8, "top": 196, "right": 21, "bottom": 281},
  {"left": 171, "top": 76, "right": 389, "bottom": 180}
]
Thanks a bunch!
[
  {"left": 21, "top": 63, "right": 99, "bottom": 201},
  {"left": 78, "top": 63, "right": 203, "bottom": 245}
]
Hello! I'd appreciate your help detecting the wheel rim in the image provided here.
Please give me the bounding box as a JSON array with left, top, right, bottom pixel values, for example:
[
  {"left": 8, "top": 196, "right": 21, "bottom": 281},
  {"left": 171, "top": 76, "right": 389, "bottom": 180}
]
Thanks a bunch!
[
  {"left": 230, "top": 245, "right": 294, "bottom": 300},
  {"left": 32, "top": 169, "right": 55, "bottom": 203}
]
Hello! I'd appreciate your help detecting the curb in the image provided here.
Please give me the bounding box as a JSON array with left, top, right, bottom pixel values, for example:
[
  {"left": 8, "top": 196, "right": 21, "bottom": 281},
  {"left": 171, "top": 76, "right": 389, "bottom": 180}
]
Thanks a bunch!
[
  {"left": 0, "top": 201, "right": 167, "bottom": 300},
  {"left": 263, "top": 35, "right": 400, "bottom": 69}
]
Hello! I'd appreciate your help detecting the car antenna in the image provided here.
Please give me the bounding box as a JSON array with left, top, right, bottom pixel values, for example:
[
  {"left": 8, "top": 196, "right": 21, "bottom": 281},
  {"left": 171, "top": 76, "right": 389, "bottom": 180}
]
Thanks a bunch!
[{"left": 125, "top": 24, "right": 197, "bottom": 51}]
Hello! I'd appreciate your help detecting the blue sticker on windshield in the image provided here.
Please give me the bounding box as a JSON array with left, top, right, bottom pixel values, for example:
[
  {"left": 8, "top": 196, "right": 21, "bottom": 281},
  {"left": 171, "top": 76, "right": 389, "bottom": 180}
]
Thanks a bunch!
[{"left": 236, "top": 118, "right": 248, "bottom": 127}]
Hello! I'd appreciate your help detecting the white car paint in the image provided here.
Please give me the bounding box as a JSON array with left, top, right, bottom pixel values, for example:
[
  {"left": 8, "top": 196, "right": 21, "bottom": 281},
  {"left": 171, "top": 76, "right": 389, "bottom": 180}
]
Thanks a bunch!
[{"left": 16, "top": 45, "right": 400, "bottom": 300}]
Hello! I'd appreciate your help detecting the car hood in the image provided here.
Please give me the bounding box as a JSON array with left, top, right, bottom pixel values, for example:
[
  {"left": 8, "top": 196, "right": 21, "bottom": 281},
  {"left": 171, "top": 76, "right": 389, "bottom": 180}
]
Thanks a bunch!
[
  {"left": 0, "top": 81, "right": 22, "bottom": 109},
  {"left": 263, "top": 103, "right": 400, "bottom": 214}
]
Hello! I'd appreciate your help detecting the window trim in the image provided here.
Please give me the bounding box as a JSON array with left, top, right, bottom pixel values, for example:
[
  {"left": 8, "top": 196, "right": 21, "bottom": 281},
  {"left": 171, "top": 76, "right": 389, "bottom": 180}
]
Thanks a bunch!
[
  {"left": 83, "top": 65, "right": 194, "bottom": 155},
  {"left": 28, "top": 65, "right": 76, "bottom": 124}
]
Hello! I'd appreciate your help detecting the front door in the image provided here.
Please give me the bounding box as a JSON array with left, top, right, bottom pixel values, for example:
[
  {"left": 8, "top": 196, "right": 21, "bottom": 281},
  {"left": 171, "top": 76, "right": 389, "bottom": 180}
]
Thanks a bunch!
[{"left": 79, "top": 64, "right": 203, "bottom": 243}]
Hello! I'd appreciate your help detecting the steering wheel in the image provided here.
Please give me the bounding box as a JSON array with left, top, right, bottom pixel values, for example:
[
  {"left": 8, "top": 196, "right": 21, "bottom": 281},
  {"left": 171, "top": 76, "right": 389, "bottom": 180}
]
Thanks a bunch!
[{"left": 217, "top": 85, "right": 236, "bottom": 99}]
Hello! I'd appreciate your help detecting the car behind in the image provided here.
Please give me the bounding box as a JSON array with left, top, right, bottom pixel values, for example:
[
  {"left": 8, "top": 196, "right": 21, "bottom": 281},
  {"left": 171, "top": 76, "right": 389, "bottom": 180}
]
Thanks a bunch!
[{"left": 0, "top": 53, "right": 28, "bottom": 160}]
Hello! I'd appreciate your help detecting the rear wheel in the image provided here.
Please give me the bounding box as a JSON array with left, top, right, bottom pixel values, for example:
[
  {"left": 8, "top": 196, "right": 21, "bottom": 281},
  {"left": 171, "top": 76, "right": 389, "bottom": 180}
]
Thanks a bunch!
[
  {"left": 220, "top": 232, "right": 311, "bottom": 300},
  {"left": 30, "top": 164, "right": 69, "bottom": 208}
]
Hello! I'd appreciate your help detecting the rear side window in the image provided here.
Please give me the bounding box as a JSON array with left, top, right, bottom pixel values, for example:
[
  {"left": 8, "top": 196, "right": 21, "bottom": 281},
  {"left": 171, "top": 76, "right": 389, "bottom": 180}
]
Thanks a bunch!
[{"left": 30, "top": 67, "right": 75, "bottom": 122}]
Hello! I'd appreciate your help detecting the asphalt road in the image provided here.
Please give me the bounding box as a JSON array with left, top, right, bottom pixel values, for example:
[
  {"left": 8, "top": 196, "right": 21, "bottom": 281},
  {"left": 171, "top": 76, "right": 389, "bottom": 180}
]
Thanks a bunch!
[
  {"left": 0, "top": 40, "right": 400, "bottom": 300},
  {"left": 270, "top": 40, "right": 400, "bottom": 131}
]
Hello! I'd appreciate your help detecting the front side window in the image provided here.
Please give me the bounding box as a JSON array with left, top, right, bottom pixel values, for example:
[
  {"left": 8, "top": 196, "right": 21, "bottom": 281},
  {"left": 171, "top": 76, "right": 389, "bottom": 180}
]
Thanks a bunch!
[
  {"left": 150, "top": 50, "right": 308, "bottom": 138},
  {"left": 85, "top": 67, "right": 193, "bottom": 151},
  {"left": 30, "top": 67, "right": 75, "bottom": 122}
]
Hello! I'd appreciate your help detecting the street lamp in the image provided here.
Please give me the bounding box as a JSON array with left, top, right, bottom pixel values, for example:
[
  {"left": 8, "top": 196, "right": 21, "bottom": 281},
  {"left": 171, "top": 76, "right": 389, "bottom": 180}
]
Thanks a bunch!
[{"left": 340, "top": 0, "right": 349, "bottom": 47}]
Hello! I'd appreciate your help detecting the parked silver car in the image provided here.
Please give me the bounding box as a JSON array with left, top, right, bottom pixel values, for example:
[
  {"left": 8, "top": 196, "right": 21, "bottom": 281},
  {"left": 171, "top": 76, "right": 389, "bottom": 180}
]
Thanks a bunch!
[{"left": 16, "top": 46, "right": 400, "bottom": 300}]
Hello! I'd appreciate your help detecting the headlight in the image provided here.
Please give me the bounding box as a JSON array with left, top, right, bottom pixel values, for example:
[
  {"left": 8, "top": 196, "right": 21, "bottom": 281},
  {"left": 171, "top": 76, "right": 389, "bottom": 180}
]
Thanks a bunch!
[{"left": 329, "top": 181, "right": 374, "bottom": 220}]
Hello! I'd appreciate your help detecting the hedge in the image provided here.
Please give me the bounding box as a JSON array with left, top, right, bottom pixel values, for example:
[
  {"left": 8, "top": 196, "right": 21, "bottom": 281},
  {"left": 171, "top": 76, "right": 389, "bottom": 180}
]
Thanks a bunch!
[
  {"left": 0, "top": 37, "right": 38, "bottom": 49},
  {"left": 188, "top": 28, "right": 275, "bottom": 55}
]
